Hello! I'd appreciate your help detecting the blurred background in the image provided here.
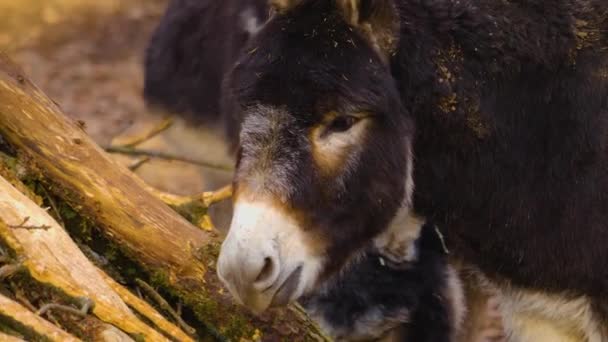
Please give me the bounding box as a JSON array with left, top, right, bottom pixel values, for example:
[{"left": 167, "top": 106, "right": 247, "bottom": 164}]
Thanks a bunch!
[{"left": 0, "top": 0, "right": 234, "bottom": 228}]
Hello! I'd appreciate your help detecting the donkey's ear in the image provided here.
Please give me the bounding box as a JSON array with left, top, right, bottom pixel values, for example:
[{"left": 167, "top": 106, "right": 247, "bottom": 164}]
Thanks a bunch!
[
  {"left": 336, "top": 0, "right": 400, "bottom": 61},
  {"left": 269, "top": 0, "right": 302, "bottom": 14}
]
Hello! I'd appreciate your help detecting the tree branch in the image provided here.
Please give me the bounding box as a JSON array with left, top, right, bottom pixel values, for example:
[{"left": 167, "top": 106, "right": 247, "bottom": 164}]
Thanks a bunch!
[
  {"left": 0, "top": 176, "right": 174, "bottom": 341},
  {"left": 100, "top": 272, "right": 194, "bottom": 342},
  {"left": 135, "top": 279, "right": 197, "bottom": 337},
  {"left": 0, "top": 293, "right": 80, "bottom": 342},
  {"left": 116, "top": 117, "right": 174, "bottom": 148},
  {"left": 104, "top": 145, "right": 234, "bottom": 171}
]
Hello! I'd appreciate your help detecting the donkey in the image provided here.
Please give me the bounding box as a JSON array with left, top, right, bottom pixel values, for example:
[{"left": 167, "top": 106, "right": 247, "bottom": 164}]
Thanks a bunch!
[
  {"left": 300, "top": 220, "right": 465, "bottom": 341},
  {"left": 144, "top": 0, "right": 608, "bottom": 340}
]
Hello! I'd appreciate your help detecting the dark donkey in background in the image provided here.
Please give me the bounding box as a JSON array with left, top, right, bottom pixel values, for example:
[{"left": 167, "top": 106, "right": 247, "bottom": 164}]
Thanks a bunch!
[{"left": 144, "top": 0, "right": 608, "bottom": 340}]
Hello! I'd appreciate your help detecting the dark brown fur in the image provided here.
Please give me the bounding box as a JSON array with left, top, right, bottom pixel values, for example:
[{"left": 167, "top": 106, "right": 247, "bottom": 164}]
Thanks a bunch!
[{"left": 145, "top": 0, "right": 608, "bottom": 337}]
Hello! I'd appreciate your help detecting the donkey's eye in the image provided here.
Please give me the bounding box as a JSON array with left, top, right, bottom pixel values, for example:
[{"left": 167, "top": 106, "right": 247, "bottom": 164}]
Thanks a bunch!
[{"left": 327, "top": 116, "right": 359, "bottom": 133}]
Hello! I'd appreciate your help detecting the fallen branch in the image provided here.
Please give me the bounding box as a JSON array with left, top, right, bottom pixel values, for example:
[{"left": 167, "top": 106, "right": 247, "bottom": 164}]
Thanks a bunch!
[
  {"left": 37, "top": 297, "right": 94, "bottom": 319},
  {"left": 39, "top": 185, "right": 66, "bottom": 228},
  {"left": 0, "top": 176, "right": 174, "bottom": 341},
  {"left": 105, "top": 145, "right": 234, "bottom": 171},
  {"left": 0, "top": 50, "right": 213, "bottom": 302},
  {"left": 0, "top": 331, "right": 26, "bottom": 342},
  {"left": 156, "top": 184, "right": 233, "bottom": 208},
  {"left": 93, "top": 324, "right": 136, "bottom": 342},
  {"left": 128, "top": 156, "right": 151, "bottom": 171},
  {"left": 37, "top": 303, "right": 89, "bottom": 319},
  {"left": 101, "top": 272, "right": 194, "bottom": 342},
  {"left": 7, "top": 216, "right": 51, "bottom": 231},
  {"left": 135, "top": 279, "right": 196, "bottom": 337},
  {"left": 0, "top": 262, "right": 23, "bottom": 280},
  {"left": 117, "top": 117, "right": 174, "bottom": 148},
  {"left": 0, "top": 293, "right": 80, "bottom": 342},
  {"left": 148, "top": 184, "right": 233, "bottom": 231},
  {"left": 12, "top": 287, "right": 37, "bottom": 313}
]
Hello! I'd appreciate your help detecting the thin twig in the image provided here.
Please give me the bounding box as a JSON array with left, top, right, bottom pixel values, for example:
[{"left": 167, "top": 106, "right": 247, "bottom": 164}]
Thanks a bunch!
[
  {"left": 198, "top": 214, "right": 216, "bottom": 232},
  {"left": 37, "top": 304, "right": 87, "bottom": 318},
  {"left": 12, "top": 285, "right": 37, "bottom": 312},
  {"left": 37, "top": 298, "right": 93, "bottom": 318},
  {"left": 201, "top": 185, "right": 233, "bottom": 207},
  {"left": 152, "top": 185, "right": 233, "bottom": 208},
  {"left": 8, "top": 217, "right": 51, "bottom": 231},
  {"left": 104, "top": 146, "right": 233, "bottom": 171},
  {"left": 0, "top": 293, "right": 78, "bottom": 340},
  {"left": 176, "top": 302, "right": 182, "bottom": 317},
  {"left": 128, "top": 156, "right": 151, "bottom": 171},
  {"left": 100, "top": 272, "right": 194, "bottom": 342},
  {"left": 39, "top": 185, "right": 65, "bottom": 228},
  {"left": 0, "top": 246, "right": 9, "bottom": 263},
  {"left": 149, "top": 185, "right": 233, "bottom": 231},
  {"left": 119, "top": 117, "right": 174, "bottom": 148},
  {"left": 135, "top": 279, "right": 196, "bottom": 336},
  {"left": 78, "top": 297, "right": 95, "bottom": 314},
  {"left": 0, "top": 262, "right": 23, "bottom": 280}
]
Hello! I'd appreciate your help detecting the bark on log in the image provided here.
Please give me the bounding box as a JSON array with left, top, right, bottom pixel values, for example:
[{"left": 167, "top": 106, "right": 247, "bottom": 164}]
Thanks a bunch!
[
  {"left": 0, "top": 293, "right": 80, "bottom": 342},
  {"left": 0, "top": 53, "right": 329, "bottom": 340},
  {"left": 0, "top": 175, "right": 186, "bottom": 341},
  {"left": 0, "top": 51, "right": 210, "bottom": 284},
  {"left": 0, "top": 331, "right": 27, "bottom": 342},
  {"left": 101, "top": 272, "right": 195, "bottom": 342}
]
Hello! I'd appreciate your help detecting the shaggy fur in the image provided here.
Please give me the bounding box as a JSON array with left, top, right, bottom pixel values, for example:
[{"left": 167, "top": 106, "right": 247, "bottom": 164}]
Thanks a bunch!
[
  {"left": 145, "top": 0, "right": 608, "bottom": 339},
  {"left": 143, "top": 0, "right": 267, "bottom": 129},
  {"left": 301, "top": 221, "right": 463, "bottom": 342}
]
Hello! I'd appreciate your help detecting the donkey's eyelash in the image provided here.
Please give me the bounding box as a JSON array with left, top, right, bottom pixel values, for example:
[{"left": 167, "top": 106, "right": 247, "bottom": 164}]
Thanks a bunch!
[
  {"left": 316, "top": 115, "right": 367, "bottom": 139},
  {"left": 326, "top": 115, "right": 359, "bottom": 133}
]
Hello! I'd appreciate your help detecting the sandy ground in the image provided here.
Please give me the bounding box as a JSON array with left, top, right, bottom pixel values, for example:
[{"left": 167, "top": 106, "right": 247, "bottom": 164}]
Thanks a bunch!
[{"left": 0, "top": 1, "right": 504, "bottom": 340}]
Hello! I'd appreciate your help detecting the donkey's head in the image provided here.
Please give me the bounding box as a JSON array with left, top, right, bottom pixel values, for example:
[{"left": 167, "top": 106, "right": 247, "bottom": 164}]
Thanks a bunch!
[{"left": 217, "top": 0, "right": 415, "bottom": 314}]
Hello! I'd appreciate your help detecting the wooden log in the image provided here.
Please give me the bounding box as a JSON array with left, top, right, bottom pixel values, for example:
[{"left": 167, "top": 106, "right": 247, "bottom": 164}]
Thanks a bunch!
[
  {"left": 0, "top": 51, "right": 210, "bottom": 282},
  {"left": 0, "top": 52, "right": 330, "bottom": 340},
  {"left": 0, "top": 331, "right": 27, "bottom": 342},
  {"left": 101, "top": 272, "right": 194, "bottom": 342},
  {"left": 93, "top": 324, "right": 136, "bottom": 342},
  {"left": 0, "top": 175, "right": 177, "bottom": 341},
  {"left": 0, "top": 293, "right": 80, "bottom": 342}
]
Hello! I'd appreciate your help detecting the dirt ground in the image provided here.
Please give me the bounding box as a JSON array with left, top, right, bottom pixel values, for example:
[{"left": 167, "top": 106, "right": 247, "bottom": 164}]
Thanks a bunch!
[
  {"left": 0, "top": 1, "right": 504, "bottom": 341},
  {"left": 1, "top": 0, "right": 235, "bottom": 227},
  {"left": 1, "top": 0, "right": 167, "bottom": 145},
  {"left": 0, "top": 0, "right": 233, "bottom": 181}
]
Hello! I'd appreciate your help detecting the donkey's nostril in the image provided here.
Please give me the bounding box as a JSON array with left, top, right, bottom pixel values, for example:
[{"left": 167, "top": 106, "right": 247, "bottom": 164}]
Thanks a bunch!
[
  {"left": 253, "top": 256, "right": 279, "bottom": 290},
  {"left": 256, "top": 257, "right": 274, "bottom": 282}
]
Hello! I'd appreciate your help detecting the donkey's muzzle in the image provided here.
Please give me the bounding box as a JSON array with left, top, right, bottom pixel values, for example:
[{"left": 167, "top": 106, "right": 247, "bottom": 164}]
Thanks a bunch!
[{"left": 216, "top": 199, "right": 322, "bottom": 314}]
